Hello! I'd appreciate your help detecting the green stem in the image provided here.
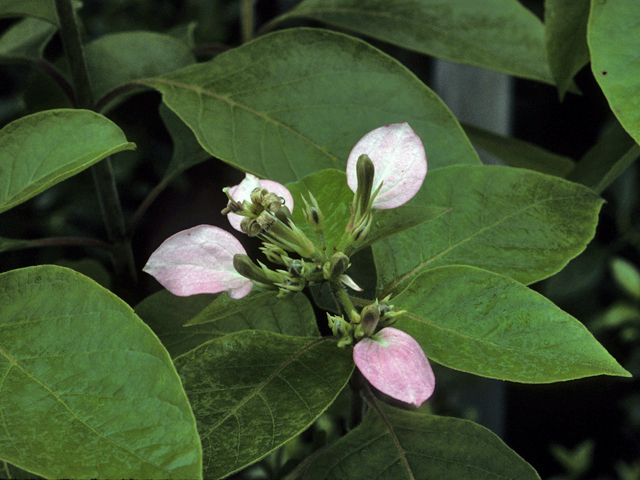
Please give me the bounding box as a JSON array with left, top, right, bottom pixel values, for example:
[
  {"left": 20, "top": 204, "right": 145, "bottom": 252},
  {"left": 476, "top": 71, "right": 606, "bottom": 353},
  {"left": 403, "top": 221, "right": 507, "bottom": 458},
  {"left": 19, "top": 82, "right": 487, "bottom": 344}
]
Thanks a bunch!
[
  {"left": 54, "top": 0, "right": 93, "bottom": 108},
  {"left": 329, "top": 280, "right": 357, "bottom": 322},
  {"left": 55, "top": 0, "right": 136, "bottom": 283},
  {"left": 240, "top": 0, "right": 256, "bottom": 43},
  {"left": 128, "top": 175, "right": 174, "bottom": 236},
  {"left": 2, "top": 236, "right": 114, "bottom": 252}
]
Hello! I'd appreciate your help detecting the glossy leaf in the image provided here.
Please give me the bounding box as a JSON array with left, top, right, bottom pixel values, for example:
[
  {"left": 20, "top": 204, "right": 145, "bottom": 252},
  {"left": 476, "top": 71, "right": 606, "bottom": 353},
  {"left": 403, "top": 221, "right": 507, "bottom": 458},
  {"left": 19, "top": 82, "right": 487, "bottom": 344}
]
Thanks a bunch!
[
  {"left": 392, "top": 266, "right": 630, "bottom": 382},
  {"left": 374, "top": 165, "right": 604, "bottom": 296},
  {"left": 141, "top": 28, "right": 479, "bottom": 184},
  {"left": 135, "top": 290, "right": 319, "bottom": 357},
  {"left": 589, "top": 0, "right": 640, "bottom": 145},
  {"left": 0, "top": 16, "right": 56, "bottom": 58},
  {"left": 545, "top": 0, "right": 590, "bottom": 99},
  {"left": 304, "top": 399, "right": 539, "bottom": 480},
  {"left": 0, "top": 109, "right": 136, "bottom": 214},
  {"left": 567, "top": 121, "right": 640, "bottom": 194},
  {"left": 85, "top": 31, "right": 196, "bottom": 105},
  {"left": 0, "top": 266, "right": 202, "bottom": 479},
  {"left": 462, "top": 122, "right": 575, "bottom": 177},
  {"left": 276, "top": 0, "right": 554, "bottom": 84},
  {"left": 174, "top": 331, "right": 354, "bottom": 480}
]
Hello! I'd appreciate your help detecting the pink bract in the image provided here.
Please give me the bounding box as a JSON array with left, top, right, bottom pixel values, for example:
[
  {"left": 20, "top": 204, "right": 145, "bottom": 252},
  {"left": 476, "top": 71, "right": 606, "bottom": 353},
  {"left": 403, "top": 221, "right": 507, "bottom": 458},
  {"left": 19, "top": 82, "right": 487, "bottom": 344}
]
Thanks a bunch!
[
  {"left": 143, "top": 224, "right": 253, "bottom": 299},
  {"left": 346, "top": 122, "right": 427, "bottom": 209},
  {"left": 227, "top": 173, "right": 294, "bottom": 232},
  {"left": 353, "top": 327, "right": 435, "bottom": 407}
]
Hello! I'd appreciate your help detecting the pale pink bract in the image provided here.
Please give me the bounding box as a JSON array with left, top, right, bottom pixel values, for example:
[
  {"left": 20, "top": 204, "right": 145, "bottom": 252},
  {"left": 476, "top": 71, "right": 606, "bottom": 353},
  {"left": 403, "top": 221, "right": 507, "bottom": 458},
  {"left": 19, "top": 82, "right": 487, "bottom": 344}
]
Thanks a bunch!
[
  {"left": 143, "top": 224, "right": 253, "bottom": 299},
  {"left": 346, "top": 122, "right": 427, "bottom": 209},
  {"left": 227, "top": 173, "right": 295, "bottom": 232},
  {"left": 353, "top": 327, "right": 435, "bottom": 407}
]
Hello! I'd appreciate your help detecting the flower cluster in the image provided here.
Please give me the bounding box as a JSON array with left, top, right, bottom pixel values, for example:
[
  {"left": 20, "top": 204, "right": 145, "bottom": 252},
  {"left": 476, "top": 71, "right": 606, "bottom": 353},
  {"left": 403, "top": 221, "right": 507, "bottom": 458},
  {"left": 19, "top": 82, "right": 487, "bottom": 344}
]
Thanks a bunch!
[{"left": 144, "top": 122, "right": 434, "bottom": 407}]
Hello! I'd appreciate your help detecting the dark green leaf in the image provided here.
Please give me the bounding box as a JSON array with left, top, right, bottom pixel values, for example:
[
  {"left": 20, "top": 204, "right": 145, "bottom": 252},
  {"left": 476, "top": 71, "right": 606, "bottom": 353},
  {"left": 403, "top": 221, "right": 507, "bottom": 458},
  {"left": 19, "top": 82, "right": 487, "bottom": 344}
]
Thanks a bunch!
[
  {"left": 393, "top": 265, "right": 630, "bottom": 382},
  {"left": 0, "top": 16, "right": 56, "bottom": 58},
  {"left": 185, "top": 288, "right": 276, "bottom": 326},
  {"left": 174, "top": 331, "right": 354, "bottom": 480},
  {"left": 589, "top": 0, "right": 640, "bottom": 145},
  {"left": 141, "top": 28, "right": 479, "bottom": 184},
  {"left": 84, "top": 31, "right": 196, "bottom": 104},
  {"left": 544, "top": 0, "right": 590, "bottom": 99},
  {"left": 374, "top": 165, "right": 604, "bottom": 296},
  {"left": 136, "top": 290, "right": 319, "bottom": 357},
  {"left": 276, "top": 0, "right": 554, "bottom": 84},
  {"left": 0, "top": 0, "right": 59, "bottom": 25},
  {"left": 0, "top": 109, "right": 136, "bottom": 214},
  {"left": 0, "top": 266, "right": 202, "bottom": 479},
  {"left": 304, "top": 399, "right": 540, "bottom": 480},
  {"left": 462, "top": 122, "right": 575, "bottom": 177},
  {"left": 567, "top": 121, "right": 640, "bottom": 194},
  {"left": 160, "top": 103, "right": 211, "bottom": 179}
]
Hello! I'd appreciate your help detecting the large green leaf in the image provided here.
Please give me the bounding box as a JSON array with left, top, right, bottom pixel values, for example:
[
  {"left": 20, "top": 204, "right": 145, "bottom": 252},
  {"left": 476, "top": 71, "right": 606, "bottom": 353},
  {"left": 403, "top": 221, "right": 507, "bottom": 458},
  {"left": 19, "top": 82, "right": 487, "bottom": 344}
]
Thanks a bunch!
[
  {"left": 274, "top": 0, "right": 554, "bottom": 84},
  {"left": 174, "top": 331, "right": 354, "bottom": 480},
  {"left": 0, "top": 16, "right": 56, "bottom": 59},
  {"left": 545, "top": 0, "right": 590, "bottom": 99},
  {"left": 589, "top": 0, "right": 640, "bottom": 145},
  {"left": 135, "top": 290, "right": 319, "bottom": 357},
  {"left": 374, "top": 165, "right": 604, "bottom": 296},
  {"left": 393, "top": 266, "right": 630, "bottom": 382},
  {"left": 304, "top": 399, "right": 539, "bottom": 480},
  {"left": 0, "top": 266, "right": 202, "bottom": 479},
  {"left": 0, "top": 109, "right": 136, "bottom": 214},
  {"left": 84, "top": 31, "right": 196, "bottom": 104},
  {"left": 140, "top": 28, "right": 479, "bottom": 184},
  {"left": 462, "top": 122, "right": 575, "bottom": 177}
]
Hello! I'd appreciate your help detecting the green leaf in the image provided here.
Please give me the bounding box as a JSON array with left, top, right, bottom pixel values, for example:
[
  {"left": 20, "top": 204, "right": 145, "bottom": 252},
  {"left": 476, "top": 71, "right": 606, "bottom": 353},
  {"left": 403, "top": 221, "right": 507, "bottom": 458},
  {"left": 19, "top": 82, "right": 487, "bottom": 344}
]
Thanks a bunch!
[
  {"left": 610, "top": 257, "right": 640, "bottom": 301},
  {"left": 0, "top": 16, "right": 56, "bottom": 58},
  {"left": 84, "top": 31, "right": 196, "bottom": 104},
  {"left": 141, "top": 28, "right": 479, "bottom": 184},
  {"left": 462, "top": 122, "right": 575, "bottom": 177},
  {"left": 545, "top": 0, "right": 590, "bottom": 99},
  {"left": 393, "top": 265, "right": 630, "bottom": 382},
  {"left": 374, "top": 165, "right": 604, "bottom": 296},
  {"left": 160, "top": 103, "right": 211, "bottom": 179},
  {"left": 0, "top": 0, "right": 59, "bottom": 25},
  {"left": 0, "top": 266, "right": 202, "bottom": 479},
  {"left": 0, "top": 109, "right": 136, "bottom": 214},
  {"left": 304, "top": 399, "right": 540, "bottom": 480},
  {"left": 185, "top": 288, "right": 276, "bottom": 326},
  {"left": 589, "top": 0, "right": 640, "bottom": 145},
  {"left": 567, "top": 121, "right": 640, "bottom": 194},
  {"left": 136, "top": 290, "right": 319, "bottom": 357},
  {"left": 174, "top": 331, "right": 354, "bottom": 480},
  {"left": 276, "top": 0, "right": 554, "bottom": 85}
]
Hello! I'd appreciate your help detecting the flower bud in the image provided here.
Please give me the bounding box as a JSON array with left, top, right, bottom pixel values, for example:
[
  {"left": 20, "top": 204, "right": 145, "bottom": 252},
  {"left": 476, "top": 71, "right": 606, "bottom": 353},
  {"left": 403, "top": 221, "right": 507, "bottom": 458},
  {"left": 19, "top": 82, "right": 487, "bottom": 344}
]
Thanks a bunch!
[
  {"left": 302, "top": 191, "right": 325, "bottom": 233},
  {"left": 233, "top": 254, "right": 283, "bottom": 288},
  {"left": 323, "top": 252, "right": 350, "bottom": 281},
  {"left": 354, "top": 303, "right": 380, "bottom": 339}
]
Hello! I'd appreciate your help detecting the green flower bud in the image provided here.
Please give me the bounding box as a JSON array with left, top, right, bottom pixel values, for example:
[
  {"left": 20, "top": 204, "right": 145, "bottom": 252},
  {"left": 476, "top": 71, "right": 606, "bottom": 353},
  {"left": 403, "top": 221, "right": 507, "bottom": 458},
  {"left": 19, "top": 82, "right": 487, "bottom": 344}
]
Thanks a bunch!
[
  {"left": 233, "top": 254, "right": 284, "bottom": 288},
  {"left": 323, "top": 252, "right": 350, "bottom": 281}
]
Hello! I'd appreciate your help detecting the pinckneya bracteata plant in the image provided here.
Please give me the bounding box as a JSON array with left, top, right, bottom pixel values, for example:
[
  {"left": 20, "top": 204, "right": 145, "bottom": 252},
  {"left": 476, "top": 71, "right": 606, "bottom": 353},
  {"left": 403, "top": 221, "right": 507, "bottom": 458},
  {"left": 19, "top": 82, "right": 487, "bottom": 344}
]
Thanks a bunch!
[
  {"left": 144, "top": 123, "right": 437, "bottom": 408},
  {"left": 1, "top": 1, "right": 639, "bottom": 479}
]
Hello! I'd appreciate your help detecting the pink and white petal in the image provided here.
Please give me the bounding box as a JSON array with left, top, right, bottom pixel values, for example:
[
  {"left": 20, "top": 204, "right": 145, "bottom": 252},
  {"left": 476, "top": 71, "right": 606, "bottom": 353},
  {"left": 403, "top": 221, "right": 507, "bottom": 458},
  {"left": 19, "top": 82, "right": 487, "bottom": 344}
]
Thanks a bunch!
[
  {"left": 353, "top": 327, "right": 435, "bottom": 407},
  {"left": 346, "top": 123, "right": 427, "bottom": 209},
  {"left": 143, "top": 225, "right": 253, "bottom": 299}
]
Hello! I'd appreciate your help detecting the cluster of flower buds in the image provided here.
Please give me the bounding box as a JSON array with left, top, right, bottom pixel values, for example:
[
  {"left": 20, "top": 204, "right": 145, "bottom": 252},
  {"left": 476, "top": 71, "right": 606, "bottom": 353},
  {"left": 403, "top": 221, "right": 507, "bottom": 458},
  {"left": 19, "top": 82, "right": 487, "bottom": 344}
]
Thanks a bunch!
[{"left": 143, "top": 122, "right": 435, "bottom": 407}]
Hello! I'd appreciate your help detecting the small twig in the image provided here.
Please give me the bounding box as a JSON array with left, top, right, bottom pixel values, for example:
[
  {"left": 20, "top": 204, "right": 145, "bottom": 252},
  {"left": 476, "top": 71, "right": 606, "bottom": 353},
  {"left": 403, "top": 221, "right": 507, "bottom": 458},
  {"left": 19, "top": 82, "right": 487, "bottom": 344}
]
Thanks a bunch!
[{"left": 2, "top": 236, "right": 114, "bottom": 252}]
